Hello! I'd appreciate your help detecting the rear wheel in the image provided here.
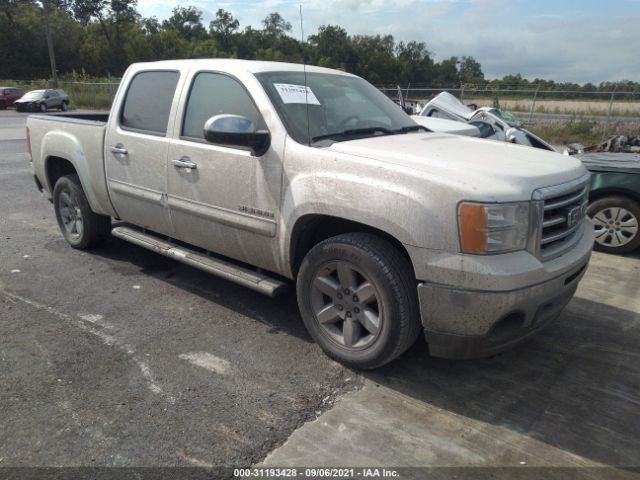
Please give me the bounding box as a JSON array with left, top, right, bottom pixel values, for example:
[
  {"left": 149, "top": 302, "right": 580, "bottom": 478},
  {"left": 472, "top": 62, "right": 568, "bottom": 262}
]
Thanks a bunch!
[
  {"left": 588, "top": 196, "right": 640, "bottom": 254},
  {"left": 297, "top": 233, "right": 422, "bottom": 369},
  {"left": 53, "top": 174, "right": 111, "bottom": 249},
  {"left": 60, "top": 102, "right": 68, "bottom": 111},
  {"left": 0, "top": 101, "right": 6, "bottom": 110}
]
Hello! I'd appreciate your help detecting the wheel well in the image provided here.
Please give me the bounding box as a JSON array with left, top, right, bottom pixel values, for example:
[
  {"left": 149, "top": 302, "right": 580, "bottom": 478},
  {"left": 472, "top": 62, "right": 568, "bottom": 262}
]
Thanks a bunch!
[
  {"left": 589, "top": 189, "right": 640, "bottom": 205},
  {"left": 46, "top": 156, "right": 77, "bottom": 190},
  {"left": 290, "top": 215, "right": 412, "bottom": 277}
]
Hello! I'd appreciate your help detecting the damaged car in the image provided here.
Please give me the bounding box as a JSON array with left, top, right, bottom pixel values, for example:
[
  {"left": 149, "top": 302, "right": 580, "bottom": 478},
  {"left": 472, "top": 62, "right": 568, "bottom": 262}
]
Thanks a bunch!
[{"left": 412, "top": 91, "right": 556, "bottom": 151}]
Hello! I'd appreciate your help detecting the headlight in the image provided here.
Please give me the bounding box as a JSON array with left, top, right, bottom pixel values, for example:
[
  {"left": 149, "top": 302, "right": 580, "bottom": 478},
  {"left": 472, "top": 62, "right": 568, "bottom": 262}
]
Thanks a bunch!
[{"left": 458, "top": 202, "right": 530, "bottom": 254}]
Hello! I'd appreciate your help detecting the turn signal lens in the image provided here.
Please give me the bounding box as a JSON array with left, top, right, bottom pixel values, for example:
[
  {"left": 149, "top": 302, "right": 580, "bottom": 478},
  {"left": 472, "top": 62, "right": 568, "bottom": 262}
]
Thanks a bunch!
[
  {"left": 458, "top": 202, "right": 530, "bottom": 254},
  {"left": 458, "top": 203, "right": 487, "bottom": 253}
]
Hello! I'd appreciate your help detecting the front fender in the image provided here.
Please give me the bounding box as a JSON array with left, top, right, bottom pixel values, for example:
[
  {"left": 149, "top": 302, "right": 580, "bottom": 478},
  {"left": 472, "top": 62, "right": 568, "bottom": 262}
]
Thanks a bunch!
[{"left": 278, "top": 167, "right": 457, "bottom": 277}]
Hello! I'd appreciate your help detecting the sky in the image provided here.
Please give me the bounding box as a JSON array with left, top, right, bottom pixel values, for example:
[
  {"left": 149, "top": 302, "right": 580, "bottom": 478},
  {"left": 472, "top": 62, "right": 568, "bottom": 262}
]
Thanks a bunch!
[{"left": 136, "top": 0, "right": 640, "bottom": 84}]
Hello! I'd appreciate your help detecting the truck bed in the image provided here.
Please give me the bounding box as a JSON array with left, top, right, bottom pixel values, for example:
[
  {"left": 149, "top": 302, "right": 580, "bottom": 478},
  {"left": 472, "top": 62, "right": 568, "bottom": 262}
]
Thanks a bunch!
[
  {"left": 27, "top": 111, "right": 116, "bottom": 218},
  {"left": 30, "top": 111, "right": 109, "bottom": 124}
]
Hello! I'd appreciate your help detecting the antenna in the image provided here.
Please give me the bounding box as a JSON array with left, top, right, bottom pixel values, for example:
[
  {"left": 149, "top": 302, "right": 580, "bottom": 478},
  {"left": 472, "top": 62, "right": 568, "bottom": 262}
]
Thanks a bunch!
[{"left": 300, "top": 4, "right": 311, "bottom": 146}]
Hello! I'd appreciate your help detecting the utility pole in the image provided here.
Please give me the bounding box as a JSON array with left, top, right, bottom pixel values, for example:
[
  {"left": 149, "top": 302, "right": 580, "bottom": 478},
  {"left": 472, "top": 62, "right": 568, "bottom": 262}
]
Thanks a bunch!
[{"left": 41, "top": 0, "right": 59, "bottom": 88}]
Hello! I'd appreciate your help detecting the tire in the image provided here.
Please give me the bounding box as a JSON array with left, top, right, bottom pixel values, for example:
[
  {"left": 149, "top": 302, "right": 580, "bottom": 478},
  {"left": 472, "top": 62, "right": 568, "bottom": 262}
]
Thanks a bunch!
[
  {"left": 40, "top": 102, "right": 47, "bottom": 112},
  {"left": 296, "top": 232, "right": 422, "bottom": 369},
  {"left": 0, "top": 101, "right": 6, "bottom": 110},
  {"left": 587, "top": 195, "right": 640, "bottom": 254},
  {"left": 53, "top": 174, "right": 111, "bottom": 249},
  {"left": 60, "top": 102, "right": 68, "bottom": 112}
]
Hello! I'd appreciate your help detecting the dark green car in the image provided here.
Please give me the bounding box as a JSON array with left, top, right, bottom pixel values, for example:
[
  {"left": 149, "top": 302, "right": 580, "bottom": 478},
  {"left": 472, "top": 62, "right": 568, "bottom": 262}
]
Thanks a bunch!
[{"left": 578, "top": 153, "right": 640, "bottom": 254}]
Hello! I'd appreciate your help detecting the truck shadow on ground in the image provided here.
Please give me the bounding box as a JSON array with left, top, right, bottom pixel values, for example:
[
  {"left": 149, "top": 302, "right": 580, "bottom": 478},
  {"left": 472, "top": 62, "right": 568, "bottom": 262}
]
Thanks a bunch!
[
  {"left": 93, "top": 237, "right": 639, "bottom": 467},
  {"left": 365, "top": 295, "right": 640, "bottom": 468},
  {"left": 91, "top": 236, "right": 313, "bottom": 342}
]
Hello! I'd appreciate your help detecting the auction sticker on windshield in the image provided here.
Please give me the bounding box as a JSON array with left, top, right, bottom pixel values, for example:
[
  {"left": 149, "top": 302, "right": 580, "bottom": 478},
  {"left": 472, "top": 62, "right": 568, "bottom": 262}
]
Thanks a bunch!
[{"left": 274, "top": 84, "right": 320, "bottom": 105}]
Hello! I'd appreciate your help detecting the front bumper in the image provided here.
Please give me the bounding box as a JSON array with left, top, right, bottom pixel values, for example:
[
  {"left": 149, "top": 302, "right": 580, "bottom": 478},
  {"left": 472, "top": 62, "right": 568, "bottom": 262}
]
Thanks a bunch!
[{"left": 415, "top": 222, "right": 593, "bottom": 359}]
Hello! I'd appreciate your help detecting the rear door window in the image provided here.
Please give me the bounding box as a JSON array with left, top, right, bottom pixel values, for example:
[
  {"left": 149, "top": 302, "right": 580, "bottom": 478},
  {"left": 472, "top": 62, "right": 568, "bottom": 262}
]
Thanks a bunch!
[{"left": 121, "top": 71, "right": 179, "bottom": 135}]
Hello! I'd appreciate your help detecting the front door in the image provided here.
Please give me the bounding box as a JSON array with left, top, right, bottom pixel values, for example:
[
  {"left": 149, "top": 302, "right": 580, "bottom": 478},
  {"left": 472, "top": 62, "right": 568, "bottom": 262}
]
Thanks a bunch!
[
  {"left": 166, "top": 71, "right": 282, "bottom": 270},
  {"left": 104, "top": 70, "right": 181, "bottom": 235}
]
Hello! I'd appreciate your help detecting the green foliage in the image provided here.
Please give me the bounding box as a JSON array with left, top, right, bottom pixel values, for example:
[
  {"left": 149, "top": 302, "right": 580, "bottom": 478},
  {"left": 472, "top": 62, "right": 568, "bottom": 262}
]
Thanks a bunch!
[
  {"left": 529, "top": 119, "right": 600, "bottom": 146},
  {"left": 0, "top": 2, "right": 484, "bottom": 88}
]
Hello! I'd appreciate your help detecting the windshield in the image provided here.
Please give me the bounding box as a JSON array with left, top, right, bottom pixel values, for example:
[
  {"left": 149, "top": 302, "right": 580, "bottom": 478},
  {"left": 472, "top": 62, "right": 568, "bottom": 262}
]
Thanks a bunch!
[
  {"left": 488, "top": 108, "right": 523, "bottom": 128},
  {"left": 256, "top": 71, "right": 419, "bottom": 145},
  {"left": 21, "top": 90, "right": 45, "bottom": 100}
]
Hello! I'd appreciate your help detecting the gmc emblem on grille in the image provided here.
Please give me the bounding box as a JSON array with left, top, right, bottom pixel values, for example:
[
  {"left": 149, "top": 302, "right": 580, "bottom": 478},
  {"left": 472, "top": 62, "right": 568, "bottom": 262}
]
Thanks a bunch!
[{"left": 566, "top": 206, "right": 583, "bottom": 228}]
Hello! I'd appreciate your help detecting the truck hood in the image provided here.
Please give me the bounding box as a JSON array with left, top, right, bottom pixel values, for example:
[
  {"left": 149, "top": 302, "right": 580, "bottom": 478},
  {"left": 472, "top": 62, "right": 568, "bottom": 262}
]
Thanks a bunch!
[
  {"left": 328, "top": 132, "right": 587, "bottom": 201},
  {"left": 411, "top": 115, "right": 480, "bottom": 137}
]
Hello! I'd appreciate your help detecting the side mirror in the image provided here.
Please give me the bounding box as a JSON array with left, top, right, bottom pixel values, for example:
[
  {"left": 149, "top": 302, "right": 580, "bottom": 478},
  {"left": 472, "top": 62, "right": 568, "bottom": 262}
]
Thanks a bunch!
[{"left": 203, "top": 114, "right": 270, "bottom": 157}]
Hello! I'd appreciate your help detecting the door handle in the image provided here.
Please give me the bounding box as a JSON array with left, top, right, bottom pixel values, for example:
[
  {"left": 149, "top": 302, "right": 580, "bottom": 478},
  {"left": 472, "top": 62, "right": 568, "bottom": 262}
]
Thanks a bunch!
[
  {"left": 110, "top": 144, "right": 128, "bottom": 156},
  {"left": 172, "top": 157, "right": 198, "bottom": 169}
]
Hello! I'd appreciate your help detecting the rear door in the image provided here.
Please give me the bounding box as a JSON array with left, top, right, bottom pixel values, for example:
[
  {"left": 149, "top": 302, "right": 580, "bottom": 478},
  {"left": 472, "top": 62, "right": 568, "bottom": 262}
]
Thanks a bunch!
[
  {"left": 105, "top": 70, "right": 181, "bottom": 235},
  {"left": 46, "top": 90, "right": 59, "bottom": 108}
]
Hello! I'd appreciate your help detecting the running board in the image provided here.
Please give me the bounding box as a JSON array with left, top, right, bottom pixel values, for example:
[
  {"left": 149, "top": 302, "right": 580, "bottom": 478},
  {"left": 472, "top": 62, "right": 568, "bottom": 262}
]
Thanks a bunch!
[{"left": 111, "top": 226, "right": 288, "bottom": 297}]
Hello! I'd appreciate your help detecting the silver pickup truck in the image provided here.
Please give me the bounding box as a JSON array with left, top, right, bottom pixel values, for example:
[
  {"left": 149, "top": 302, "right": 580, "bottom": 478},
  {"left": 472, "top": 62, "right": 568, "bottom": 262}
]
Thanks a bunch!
[{"left": 27, "top": 59, "right": 594, "bottom": 368}]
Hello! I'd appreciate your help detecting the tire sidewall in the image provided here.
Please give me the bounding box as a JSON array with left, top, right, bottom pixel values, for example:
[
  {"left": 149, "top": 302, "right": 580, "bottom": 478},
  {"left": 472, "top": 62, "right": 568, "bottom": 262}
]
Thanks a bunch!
[
  {"left": 40, "top": 102, "right": 47, "bottom": 112},
  {"left": 588, "top": 196, "right": 640, "bottom": 254},
  {"left": 297, "top": 236, "right": 413, "bottom": 368},
  {"left": 53, "top": 175, "right": 91, "bottom": 249}
]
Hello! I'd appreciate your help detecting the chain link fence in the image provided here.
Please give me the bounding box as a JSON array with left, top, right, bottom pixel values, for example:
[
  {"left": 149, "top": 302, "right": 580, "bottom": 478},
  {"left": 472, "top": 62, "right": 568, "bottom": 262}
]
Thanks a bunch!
[
  {"left": 380, "top": 85, "right": 640, "bottom": 141},
  {"left": 3, "top": 78, "right": 638, "bottom": 144}
]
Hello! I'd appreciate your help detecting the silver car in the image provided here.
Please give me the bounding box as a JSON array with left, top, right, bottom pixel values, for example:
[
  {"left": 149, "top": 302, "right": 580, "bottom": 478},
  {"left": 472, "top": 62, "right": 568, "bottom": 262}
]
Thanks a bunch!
[{"left": 15, "top": 89, "right": 69, "bottom": 112}]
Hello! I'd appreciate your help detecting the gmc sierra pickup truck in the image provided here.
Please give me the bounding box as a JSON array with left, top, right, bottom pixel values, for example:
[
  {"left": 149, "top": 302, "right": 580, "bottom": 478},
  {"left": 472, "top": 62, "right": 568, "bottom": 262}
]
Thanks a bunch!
[{"left": 27, "top": 59, "right": 594, "bottom": 368}]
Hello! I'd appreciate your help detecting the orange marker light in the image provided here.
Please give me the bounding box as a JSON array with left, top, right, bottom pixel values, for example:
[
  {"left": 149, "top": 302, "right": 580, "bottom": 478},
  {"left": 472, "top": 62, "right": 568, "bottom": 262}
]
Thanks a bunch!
[{"left": 459, "top": 203, "right": 487, "bottom": 253}]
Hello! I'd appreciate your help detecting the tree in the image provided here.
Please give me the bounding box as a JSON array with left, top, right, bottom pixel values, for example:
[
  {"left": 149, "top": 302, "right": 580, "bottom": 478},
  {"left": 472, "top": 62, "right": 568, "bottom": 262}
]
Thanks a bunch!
[
  {"left": 209, "top": 9, "right": 239, "bottom": 53},
  {"left": 458, "top": 56, "right": 483, "bottom": 84},
  {"left": 262, "top": 12, "right": 291, "bottom": 37},
  {"left": 308, "top": 25, "right": 351, "bottom": 69},
  {"left": 432, "top": 56, "right": 459, "bottom": 86},
  {"left": 350, "top": 34, "right": 398, "bottom": 84},
  {"left": 162, "top": 6, "right": 206, "bottom": 41},
  {"left": 71, "top": 0, "right": 108, "bottom": 27},
  {"left": 396, "top": 40, "right": 433, "bottom": 83}
]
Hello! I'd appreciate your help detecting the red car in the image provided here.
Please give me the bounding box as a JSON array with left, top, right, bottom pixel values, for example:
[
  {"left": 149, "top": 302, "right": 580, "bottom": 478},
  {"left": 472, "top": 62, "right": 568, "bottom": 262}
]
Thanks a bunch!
[{"left": 0, "top": 87, "right": 25, "bottom": 109}]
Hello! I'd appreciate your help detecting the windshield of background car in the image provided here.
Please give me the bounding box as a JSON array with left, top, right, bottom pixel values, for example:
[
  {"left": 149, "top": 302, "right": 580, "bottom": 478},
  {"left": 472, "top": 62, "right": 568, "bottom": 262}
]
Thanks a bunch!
[
  {"left": 489, "top": 108, "right": 523, "bottom": 127},
  {"left": 22, "top": 91, "right": 44, "bottom": 100},
  {"left": 255, "top": 71, "right": 417, "bottom": 145}
]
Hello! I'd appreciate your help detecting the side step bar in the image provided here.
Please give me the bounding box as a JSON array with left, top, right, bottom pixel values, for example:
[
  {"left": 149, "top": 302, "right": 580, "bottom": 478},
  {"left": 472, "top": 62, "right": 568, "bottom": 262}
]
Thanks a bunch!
[{"left": 111, "top": 226, "right": 288, "bottom": 297}]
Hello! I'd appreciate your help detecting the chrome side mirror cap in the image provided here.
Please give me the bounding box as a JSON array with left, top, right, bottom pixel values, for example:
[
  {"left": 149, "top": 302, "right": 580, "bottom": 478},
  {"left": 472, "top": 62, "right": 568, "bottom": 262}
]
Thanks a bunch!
[{"left": 203, "top": 114, "right": 270, "bottom": 157}]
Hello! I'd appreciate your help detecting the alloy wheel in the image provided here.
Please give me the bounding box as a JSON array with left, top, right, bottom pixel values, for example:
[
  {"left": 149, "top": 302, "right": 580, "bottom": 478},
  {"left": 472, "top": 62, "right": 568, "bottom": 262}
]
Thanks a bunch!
[
  {"left": 310, "top": 261, "right": 383, "bottom": 350},
  {"left": 58, "top": 189, "right": 84, "bottom": 240},
  {"left": 591, "top": 207, "right": 639, "bottom": 248}
]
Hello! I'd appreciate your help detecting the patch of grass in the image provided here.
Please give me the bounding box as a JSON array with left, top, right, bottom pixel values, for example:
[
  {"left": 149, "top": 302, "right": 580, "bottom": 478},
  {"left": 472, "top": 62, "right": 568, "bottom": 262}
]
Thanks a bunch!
[{"left": 528, "top": 119, "right": 640, "bottom": 146}]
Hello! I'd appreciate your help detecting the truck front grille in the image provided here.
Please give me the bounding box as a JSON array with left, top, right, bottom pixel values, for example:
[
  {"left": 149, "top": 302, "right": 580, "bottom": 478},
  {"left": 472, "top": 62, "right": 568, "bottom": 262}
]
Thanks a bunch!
[{"left": 533, "top": 175, "right": 590, "bottom": 260}]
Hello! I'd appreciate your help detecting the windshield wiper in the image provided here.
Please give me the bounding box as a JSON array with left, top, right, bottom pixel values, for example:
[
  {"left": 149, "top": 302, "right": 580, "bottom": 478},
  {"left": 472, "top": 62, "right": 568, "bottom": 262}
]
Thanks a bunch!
[
  {"left": 393, "top": 125, "right": 431, "bottom": 133},
  {"left": 311, "top": 126, "right": 396, "bottom": 143}
]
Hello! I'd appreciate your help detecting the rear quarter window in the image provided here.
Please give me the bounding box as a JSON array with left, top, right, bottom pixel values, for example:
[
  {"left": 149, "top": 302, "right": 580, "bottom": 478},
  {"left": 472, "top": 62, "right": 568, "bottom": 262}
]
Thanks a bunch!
[{"left": 120, "top": 71, "right": 180, "bottom": 135}]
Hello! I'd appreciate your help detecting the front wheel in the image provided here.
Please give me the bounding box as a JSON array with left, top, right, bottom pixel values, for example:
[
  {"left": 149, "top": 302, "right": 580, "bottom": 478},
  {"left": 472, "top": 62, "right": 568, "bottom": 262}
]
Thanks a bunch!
[
  {"left": 297, "top": 233, "right": 422, "bottom": 369},
  {"left": 53, "top": 174, "right": 111, "bottom": 249},
  {"left": 588, "top": 196, "right": 640, "bottom": 254},
  {"left": 40, "top": 102, "right": 47, "bottom": 112}
]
